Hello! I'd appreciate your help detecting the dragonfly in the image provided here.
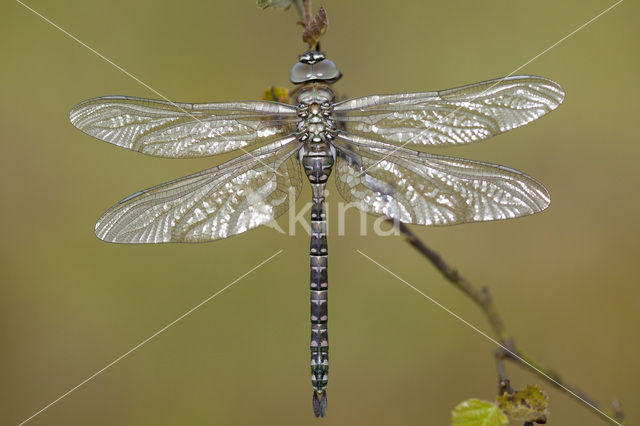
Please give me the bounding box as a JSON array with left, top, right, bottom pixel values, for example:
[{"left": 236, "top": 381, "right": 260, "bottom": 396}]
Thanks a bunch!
[{"left": 70, "top": 49, "right": 564, "bottom": 417}]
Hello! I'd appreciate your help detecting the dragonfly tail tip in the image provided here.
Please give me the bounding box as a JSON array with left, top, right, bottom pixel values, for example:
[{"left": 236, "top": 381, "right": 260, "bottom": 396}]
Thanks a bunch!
[{"left": 312, "top": 391, "right": 327, "bottom": 417}]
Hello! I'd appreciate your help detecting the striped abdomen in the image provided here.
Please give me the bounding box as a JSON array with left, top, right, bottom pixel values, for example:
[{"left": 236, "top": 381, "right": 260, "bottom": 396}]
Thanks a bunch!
[{"left": 302, "top": 148, "right": 333, "bottom": 418}]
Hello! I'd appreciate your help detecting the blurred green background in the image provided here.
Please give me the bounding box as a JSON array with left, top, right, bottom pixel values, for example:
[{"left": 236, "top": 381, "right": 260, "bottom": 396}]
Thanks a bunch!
[{"left": 2, "top": 1, "right": 638, "bottom": 425}]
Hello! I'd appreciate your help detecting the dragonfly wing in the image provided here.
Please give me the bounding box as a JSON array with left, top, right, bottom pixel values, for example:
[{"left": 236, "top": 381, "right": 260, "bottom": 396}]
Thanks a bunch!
[
  {"left": 332, "top": 134, "right": 549, "bottom": 226},
  {"left": 95, "top": 137, "right": 302, "bottom": 243},
  {"left": 332, "top": 75, "right": 564, "bottom": 147},
  {"left": 70, "top": 96, "right": 298, "bottom": 158}
]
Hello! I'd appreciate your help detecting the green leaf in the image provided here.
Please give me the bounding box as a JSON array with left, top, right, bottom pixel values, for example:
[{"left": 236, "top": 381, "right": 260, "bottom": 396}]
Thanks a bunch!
[
  {"left": 452, "top": 399, "right": 509, "bottom": 426},
  {"left": 497, "top": 384, "right": 549, "bottom": 423},
  {"left": 256, "top": 0, "right": 294, "bottom": 10}
]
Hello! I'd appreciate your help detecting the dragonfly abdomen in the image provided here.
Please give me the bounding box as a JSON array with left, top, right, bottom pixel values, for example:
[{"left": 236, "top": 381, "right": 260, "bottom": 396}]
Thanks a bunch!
[{"left": 302, "top": 150, "right": 333, "bottom": 418}]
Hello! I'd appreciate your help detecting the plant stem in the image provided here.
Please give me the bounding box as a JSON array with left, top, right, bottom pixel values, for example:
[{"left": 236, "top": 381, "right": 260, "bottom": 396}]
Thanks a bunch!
[
  {"left": 291, "top": 0, "right": 303, "bottom": 20},
  {"left": 387, "top": 219, "right": 624, "bottom": 424},
  {"left": 301, "top": 0, "right": 312, "bottom": 24}
]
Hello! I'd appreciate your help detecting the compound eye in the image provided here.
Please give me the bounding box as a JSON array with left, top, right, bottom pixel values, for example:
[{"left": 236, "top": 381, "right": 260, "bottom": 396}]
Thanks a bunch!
[
  {"left": 312, "top": 59, "right": 341, "bottom": 81},
  {"left": 290, "top": 63, "right": 313, "bottom": 84}
]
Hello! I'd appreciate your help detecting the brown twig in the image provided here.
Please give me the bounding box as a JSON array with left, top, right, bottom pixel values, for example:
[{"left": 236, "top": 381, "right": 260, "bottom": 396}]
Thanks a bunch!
[
  {"left": 301, "top": 0, "right": 312, "bottom": 24},
  {"left": 291, "top": 0, "right": 304, "bottom": 20},
  {"left": 387, "top": 219, "right": 624, "bottom": 424},
  {"left": 295, "top": 0, "right": 328, "bottom": 48}
]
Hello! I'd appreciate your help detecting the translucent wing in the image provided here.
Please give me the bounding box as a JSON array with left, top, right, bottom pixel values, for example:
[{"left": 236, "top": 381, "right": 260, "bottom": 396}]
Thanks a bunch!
[
  {"left": 332, "top": 76, "right": 564, "bottom": 147},
  {"left": 333, "top": 134, "right": 549, "bottom": 226},
  {"left": 70, "top": 96, "right": 298, "bottom": 158},
  {"left": 95, "top": 137, "right": 302, "bottom": 243}
]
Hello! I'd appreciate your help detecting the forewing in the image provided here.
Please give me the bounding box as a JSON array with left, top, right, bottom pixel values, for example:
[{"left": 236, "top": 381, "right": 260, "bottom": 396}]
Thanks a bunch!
[
  {"left": 332, "top": 76, "right": 564, "bottom": 147},
  {"left": 333, "top": 135, "right": 549, "bottom": 226},
  {"left": 96, "top": 137, "right": 302, "bottom": 243},
  {"left": 70, "top": 96, "right": 298, "bottom": 158}
]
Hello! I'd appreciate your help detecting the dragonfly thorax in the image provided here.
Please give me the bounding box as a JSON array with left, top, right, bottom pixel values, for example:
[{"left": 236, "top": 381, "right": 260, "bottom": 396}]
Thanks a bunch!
[
  {"left": 297, "top": 101, "right": 335, "bottom": 145},
  {"left": 295, "top": 85, "right": 336, "bottom": 147},
  {"left": 296, "top": 88, "right": 336, "bottom": 185}
]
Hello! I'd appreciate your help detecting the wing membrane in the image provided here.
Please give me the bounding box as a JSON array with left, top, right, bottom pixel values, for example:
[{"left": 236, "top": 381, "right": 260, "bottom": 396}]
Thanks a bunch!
[
  {"left": 333, "top": 135, "right": 549, "bottom": 226},
  {"left": 70, "top": 96, "right": 298, "bottom": 158},
  {"left": 96, "top": 137, "right": 302, "bottom": 243},
  {"left": 332, "top": 76, "right": 564, "bottom": 147}
]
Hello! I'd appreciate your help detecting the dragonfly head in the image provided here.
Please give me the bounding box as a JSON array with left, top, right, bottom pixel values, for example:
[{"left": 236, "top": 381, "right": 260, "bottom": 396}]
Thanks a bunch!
[{"left": 290, "top": 50, "right": 342, "bottom": 85}]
